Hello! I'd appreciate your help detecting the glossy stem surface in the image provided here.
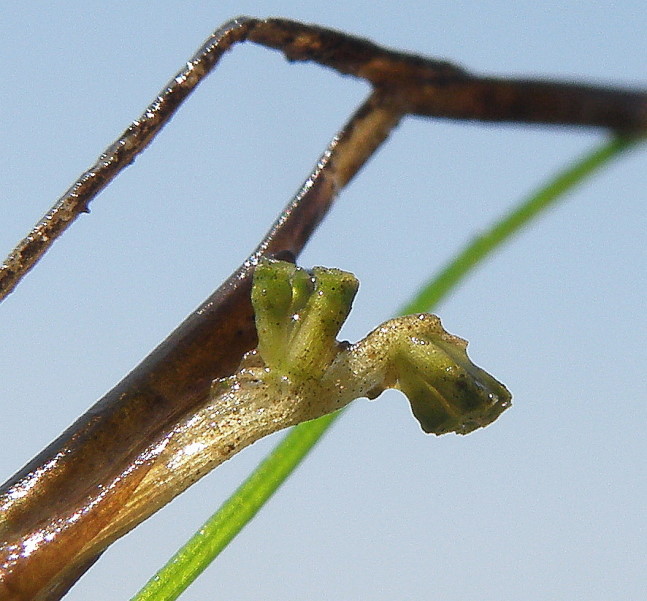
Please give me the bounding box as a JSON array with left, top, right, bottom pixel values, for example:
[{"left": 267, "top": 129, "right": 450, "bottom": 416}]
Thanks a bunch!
[
  {"left": 1, "top": 15, "right": 645, "bottom": 601},
  {"left": 2, "top": 17, "right": 645, "bottom": 301},
  {"left": 0, "top": 93, "right": 401, "bottom": 601}
]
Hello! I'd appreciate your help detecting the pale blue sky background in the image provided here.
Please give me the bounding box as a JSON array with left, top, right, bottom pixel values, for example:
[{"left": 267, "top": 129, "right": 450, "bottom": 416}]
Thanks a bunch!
[{"left": 1, "top": 3, "right": 645, "bottom": 600}]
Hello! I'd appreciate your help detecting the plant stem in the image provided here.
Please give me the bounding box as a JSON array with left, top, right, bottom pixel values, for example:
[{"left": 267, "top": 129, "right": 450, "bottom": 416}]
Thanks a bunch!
[
  {"left": 400, "top": 135, "right": 641, "bottom": 314},
  {"left": 130, "top": 135, "right": 641, "bottom": 601},
  {"left": 131, "top": 414, "right": 338, "bottom": 601}
]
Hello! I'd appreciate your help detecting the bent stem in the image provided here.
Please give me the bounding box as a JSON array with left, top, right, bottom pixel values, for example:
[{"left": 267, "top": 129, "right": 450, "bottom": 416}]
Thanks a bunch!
[{"left": 131, "top": 135, "right": 641, "bottom": 601}]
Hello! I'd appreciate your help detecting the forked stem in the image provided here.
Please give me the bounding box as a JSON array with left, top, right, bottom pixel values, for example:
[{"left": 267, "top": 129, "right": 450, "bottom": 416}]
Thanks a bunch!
[
  {"left": 2, "top": 17, "right": 645, "bottom": 300},
  {"left": 130, "top": 135, "right": 642, "bottom": 601}
]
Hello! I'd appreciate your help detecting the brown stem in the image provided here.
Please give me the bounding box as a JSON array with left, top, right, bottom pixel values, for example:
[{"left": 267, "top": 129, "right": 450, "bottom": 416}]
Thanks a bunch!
[
  {"left": 1, "top": 15, "right": 645, "bottom": 601},
  {"left": 2, "top": 17, "right": 645, "bottom": 302},
  {"left": 0, "top": 92, "right": 402, "bottom": 601}
]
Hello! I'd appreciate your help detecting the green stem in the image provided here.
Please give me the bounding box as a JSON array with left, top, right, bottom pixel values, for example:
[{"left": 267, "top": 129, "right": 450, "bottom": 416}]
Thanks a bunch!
[
  {"left": 131, "top": 414, "right": 338, "bottom": 601},
  {"left": 130, "top": 135, "right": 640, "bottom": 601},
  {"left": 400, "top": 135, "right": 640, "bottom": 314}
]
